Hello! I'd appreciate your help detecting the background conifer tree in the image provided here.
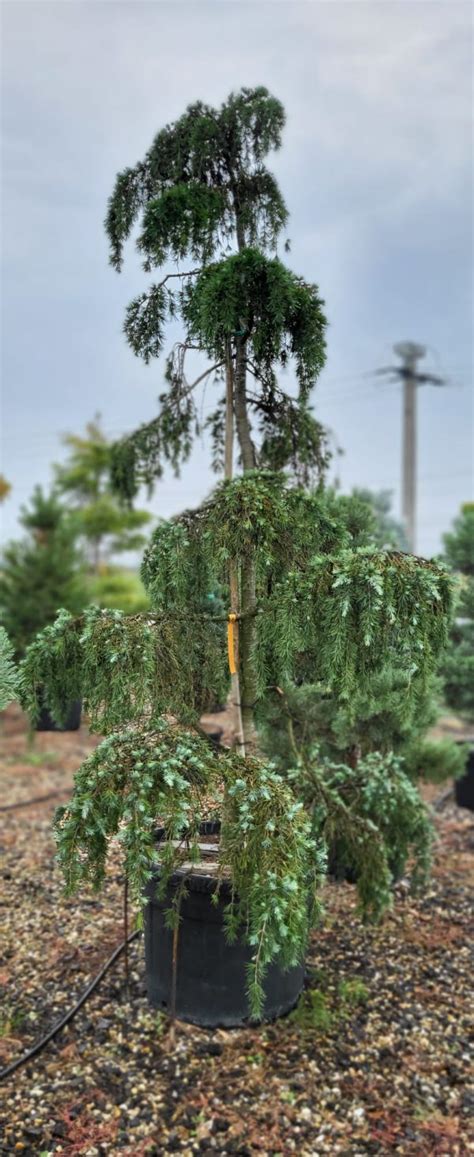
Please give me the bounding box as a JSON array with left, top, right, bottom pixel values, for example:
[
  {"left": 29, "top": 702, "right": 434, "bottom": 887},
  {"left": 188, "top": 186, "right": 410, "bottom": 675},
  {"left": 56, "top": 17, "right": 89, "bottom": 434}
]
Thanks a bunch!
[
  {"left": 0, "top": 486, "right": 86, "bottom": 657},
  {"left": 442, "top": 504, "right": 474, "bottom": 720},
  {"left": 0, "top": 627, "right": 17, "bottom": 711},
  {"left": 349, "top": 487, "right": 408, "bottom": 551},
  {"left": 54, "top": 416, "right": 151, "bottom": 572}
]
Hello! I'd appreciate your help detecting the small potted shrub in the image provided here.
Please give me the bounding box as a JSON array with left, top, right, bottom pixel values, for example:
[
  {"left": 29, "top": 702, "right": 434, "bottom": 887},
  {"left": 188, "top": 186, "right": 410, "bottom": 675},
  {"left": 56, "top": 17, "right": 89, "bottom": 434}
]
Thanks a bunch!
[{"left": 19, "top": 90, "right": 453, "bottom": 1025}]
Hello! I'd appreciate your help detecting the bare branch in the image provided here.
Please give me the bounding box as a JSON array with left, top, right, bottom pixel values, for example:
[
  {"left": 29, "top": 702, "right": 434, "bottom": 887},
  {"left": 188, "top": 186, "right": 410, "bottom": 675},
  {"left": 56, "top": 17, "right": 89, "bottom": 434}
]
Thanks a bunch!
[
  {"left": 156, "top": 268, "right": 201, "bottom": 290},
  {"left": 167, "top": 340, "right": 224, "bottom": 400},
  {"left": 187, "top": 363, "right": 224, "bottom": 391}
]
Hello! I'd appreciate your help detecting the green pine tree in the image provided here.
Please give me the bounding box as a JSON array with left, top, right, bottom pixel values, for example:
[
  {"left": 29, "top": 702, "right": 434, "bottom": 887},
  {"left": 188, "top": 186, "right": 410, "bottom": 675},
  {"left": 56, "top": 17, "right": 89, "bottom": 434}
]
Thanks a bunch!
[
  {"left": 0, "top": 627, "right": 18, "bottom": 711},
  {"left": 54, "top": 416, "right": 152, "bottom": 572},
  {"left": 18, "top": 90, "right": 455, "bottom": 1016},
  {"left": 0, "top": 487, "right": 87, "bottom": 658},
  {"left": 87, "top": 566, "right": 150, "bottom": 614},
  {"left": 349, "top": 488, "right": 409, "bottom": 550}
]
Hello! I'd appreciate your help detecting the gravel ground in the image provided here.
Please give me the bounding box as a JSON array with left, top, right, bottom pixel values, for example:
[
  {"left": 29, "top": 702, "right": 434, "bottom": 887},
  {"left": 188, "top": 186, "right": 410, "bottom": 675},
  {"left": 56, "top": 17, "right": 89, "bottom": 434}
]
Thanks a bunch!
[{"left": 0, "top": 706, "right": 473, "bottom": 1157}]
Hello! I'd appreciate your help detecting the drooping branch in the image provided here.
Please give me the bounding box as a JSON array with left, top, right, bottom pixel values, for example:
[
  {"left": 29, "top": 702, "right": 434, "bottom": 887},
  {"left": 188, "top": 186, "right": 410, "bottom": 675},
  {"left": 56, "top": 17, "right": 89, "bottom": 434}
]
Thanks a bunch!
[
  {"left": 126, "top": 475, "right": 454, "bottom": 723},
  {"left": 262, "top": 546, "right": 453, "bottom": 700},
  {"left": 110, "top": 355, "right": 223, "bottom": 502},
  {"left": 53, "top": 720, "right": 317, "bottom": 1017},
  {"left": 18, "top": 605, "right": 230, "bottom": 733},
  {"left": 165, "top": 343, "right": 224, "bottom": 396}
]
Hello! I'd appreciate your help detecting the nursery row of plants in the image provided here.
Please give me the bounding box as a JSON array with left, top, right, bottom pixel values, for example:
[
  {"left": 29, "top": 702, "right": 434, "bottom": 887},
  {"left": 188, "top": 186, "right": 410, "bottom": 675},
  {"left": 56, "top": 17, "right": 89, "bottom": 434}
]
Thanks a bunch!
[{"left": 1, "top": 86, "right": 473, "bottom": 1027}]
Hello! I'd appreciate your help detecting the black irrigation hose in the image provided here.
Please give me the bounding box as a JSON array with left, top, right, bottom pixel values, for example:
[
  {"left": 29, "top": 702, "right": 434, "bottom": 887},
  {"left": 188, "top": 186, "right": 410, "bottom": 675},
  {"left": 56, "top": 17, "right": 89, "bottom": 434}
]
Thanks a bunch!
[
  {"left": 0, "top": 930, "right": 141, "bottom": 1083},
  {"left": 0, "top": 790, "right": 66, "bottom": 813}
]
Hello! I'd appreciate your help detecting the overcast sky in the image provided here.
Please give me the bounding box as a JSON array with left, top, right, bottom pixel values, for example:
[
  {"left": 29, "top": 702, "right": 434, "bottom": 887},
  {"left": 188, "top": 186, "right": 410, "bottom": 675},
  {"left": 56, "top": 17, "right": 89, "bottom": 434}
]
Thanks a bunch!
[{"left": 1, "top": 0, "right": 472, "bottom": 557}]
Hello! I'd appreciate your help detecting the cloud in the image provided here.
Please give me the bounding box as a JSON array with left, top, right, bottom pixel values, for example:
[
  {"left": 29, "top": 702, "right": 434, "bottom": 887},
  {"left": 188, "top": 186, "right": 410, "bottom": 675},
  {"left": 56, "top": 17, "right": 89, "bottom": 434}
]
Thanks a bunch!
[{"left": 1, "top": 1, "right": 472, "bottom": 556}]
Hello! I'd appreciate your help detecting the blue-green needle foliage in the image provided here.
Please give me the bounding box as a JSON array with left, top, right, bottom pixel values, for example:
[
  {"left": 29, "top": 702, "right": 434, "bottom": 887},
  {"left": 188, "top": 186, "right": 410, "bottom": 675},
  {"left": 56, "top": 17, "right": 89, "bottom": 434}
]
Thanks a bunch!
[
  {"left": 254, "top": 487, "right": 463, "bottom": 790},
  {"left": 19, "top": 474, "right": 452, "bottom": 1015},
  {"left": 293, "top": 752, "right": 434, "bottom": 920},
  {"left": 105, "top": 87, "right": 329, "bottom": 498},
  {"left": 18, "top": 605, "right": 228, "bottom": 732},
  {"left": 142, "top": 473, "right": 451, "bottom": 702},
  {"left": 53, "top": 721, "right": 322, "bottom": 1019},
  {"left": 21, "top": 474, "right": 452, "bottom": 730},
  {"left": 258, "top": 670, "right": 466, "bottom": 788}
]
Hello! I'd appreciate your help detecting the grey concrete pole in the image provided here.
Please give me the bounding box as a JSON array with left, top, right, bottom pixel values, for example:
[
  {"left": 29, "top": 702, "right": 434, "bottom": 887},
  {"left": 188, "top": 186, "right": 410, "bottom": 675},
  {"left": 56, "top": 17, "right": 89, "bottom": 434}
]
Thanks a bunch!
[{"left": 394, "top": 342, "right": 426, "bottom": 554}]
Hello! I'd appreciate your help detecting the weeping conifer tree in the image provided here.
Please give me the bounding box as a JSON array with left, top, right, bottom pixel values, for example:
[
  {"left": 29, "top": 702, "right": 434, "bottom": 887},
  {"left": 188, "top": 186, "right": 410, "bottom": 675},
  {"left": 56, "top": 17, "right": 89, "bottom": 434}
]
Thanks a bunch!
[
  {"left": 105, "top": 87, "right": 329, "bottom": 748},
  {"left": 18, "top": 90, "right": 454, "bottom": 1015}
]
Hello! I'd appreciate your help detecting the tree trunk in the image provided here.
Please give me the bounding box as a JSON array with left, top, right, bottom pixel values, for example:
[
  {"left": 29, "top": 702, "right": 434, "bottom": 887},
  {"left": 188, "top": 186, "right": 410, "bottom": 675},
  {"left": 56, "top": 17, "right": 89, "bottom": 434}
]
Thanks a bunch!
[
  {"left": 239, "top": 553, "right": 258, "bottom": 751},
  {"left": 225, "top": 348, "right": 246, "bottom": 756},
  {"left": 232, "top": 337, "right": 259, "bottom": 750},
  {"left": 230, "top": 209, "right": 258, "bottom": 750},
  {"left": 224, "top": 343, "right": 234, "bottom": 481},
  {"left": 92, "top": 538, "right": 101, "bottom": 574},
  {"left": 234, "top": 338, "right": 256, "bottom": 472}
]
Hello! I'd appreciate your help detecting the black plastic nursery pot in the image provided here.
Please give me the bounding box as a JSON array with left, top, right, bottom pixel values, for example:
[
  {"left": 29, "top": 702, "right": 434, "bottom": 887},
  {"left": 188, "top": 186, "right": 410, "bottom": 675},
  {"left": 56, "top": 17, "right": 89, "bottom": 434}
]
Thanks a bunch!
[
  {"left": 327, "top": 841, "right": 402, "bottom": 885},
  {"left": 327, "top": 842, "right": 358, "bottom": 884},
  {"left": 35, "top": 699, "right": 82, "bottom": 732},
  {"left": 144, "top": 827, "right": 305, "bottom": 1027},
  {"left": 455, "top": 746, "right": 474, "bottom": 812}
]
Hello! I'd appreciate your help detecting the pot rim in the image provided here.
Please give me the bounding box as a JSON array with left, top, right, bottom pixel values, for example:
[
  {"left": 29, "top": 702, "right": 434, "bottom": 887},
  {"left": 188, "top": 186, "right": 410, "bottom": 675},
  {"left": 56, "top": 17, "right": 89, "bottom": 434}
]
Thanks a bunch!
[{"left": 151, "top": 819, "right": 226, "bottom": 894}]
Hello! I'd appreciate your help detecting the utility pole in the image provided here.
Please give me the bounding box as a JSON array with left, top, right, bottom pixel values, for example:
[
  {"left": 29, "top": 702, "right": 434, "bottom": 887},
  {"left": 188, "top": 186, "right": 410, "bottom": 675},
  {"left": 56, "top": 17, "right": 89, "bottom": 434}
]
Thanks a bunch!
[
  {"left": 376, "top": 342, "right": 445, "bottom": 553},
  {"left": 397, "top": 341, "right": 424, "bottom": 554}
]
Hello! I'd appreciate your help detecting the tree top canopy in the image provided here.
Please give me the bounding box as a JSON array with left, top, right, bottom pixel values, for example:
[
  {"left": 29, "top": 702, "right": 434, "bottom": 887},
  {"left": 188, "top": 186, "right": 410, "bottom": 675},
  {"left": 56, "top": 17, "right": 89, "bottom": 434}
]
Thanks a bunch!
[
  {"left": 105, "top": 87, "right": 287, "bottom": 271},
  {"left": 105, "top": 88, "right": 329, "bottom": 500}
]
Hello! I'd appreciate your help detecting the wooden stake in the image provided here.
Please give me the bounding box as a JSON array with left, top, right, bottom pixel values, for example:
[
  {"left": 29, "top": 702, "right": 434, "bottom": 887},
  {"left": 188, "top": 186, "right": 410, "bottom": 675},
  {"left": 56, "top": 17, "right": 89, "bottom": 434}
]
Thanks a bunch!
[
  {"left": 225, "top": 346, "right": 245, "bottom": 757},
  {"left": 123, "top": 877, "right": 130, "bottom": 990},
  {"left": 168, "top": 881, "right": 186, "bottom": 1048}
]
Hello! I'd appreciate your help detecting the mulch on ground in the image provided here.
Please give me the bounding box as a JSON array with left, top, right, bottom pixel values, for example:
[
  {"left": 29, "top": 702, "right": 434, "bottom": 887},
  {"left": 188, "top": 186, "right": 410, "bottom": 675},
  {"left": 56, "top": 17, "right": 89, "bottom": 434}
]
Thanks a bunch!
[{"left": 0, "top": 706, "right": 473, "bottom": 1156}]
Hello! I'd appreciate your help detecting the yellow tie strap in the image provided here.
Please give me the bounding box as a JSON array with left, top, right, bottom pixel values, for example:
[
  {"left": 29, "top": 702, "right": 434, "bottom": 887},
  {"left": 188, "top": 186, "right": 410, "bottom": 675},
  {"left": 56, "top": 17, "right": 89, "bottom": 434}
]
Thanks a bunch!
[{"left": 227, "top": 613, "right": 238, "bottom": 675}]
